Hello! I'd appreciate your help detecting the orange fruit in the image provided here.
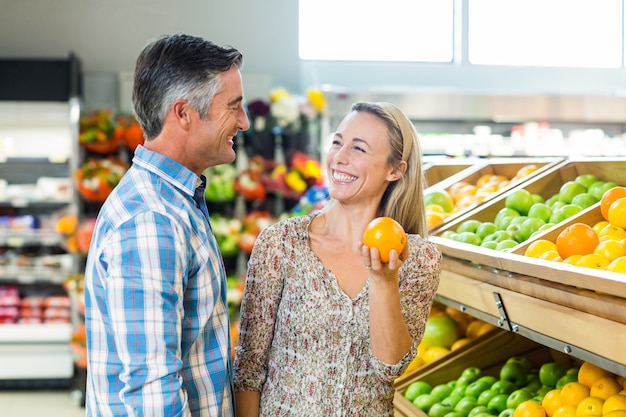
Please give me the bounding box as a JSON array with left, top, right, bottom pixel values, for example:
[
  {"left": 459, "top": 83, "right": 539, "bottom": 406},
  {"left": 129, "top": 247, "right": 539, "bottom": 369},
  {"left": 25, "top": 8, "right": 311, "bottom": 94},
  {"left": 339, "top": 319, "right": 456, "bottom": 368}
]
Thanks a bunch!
[
  {"left": 477, "top": 174, "right": 496, "bottom": 188},
  {"left": 601, "top": 186, "right": 626, "bottom": 221},
  {"left": 427, "top": 212, "right": 446, "bottom": 230},
  {"left": 617, "top": 375, "right": 626, "bottom": 390},
  {"left": 450, "top": 338, "right": 471, "bottom": 350},
  {"left": 575, "top": 396, "right": 604, "bottom": 417},
  {"left": 593, "top": 221, "right": 610, "bottom": 235},
  {"left": 604, "top": 411, "right": 626, "bottom": 417},
  {"left": 608, "top": 198, "right": 626, "bottom": 229},
  {"left": 515, "top": 164, "right": 539, "bottom": 179},
  {"left": 594, "top": 239, "right": 626, "bottom": 261},
  {"left": 514, "top": 400, "right": 548, "bottom": 417},
  {"left": 598, "top": 224, "right": 626, "bottom": 241},
  {"left": 590, "top": 376, "right": 622, "bottom": 400},
  {"left": 422, "top": 346, "right": 450, "bottom": 363},
  {"left": 562, "top": 254, "right": 583, "bottom": 265},
  {"left": 606, "top": 256, "right": 626, "bottom": 273},
  {"left": 476, "top": 322, "right": 497, "bottom": 337},
  {"left": 465, "top": 320, "right": 486, "bottom": 339},
  {"left": 553, "top": 405, "right": 578, "bottom": 417},
  {"left": 603, "top": 394, "right": 626, "bottom": 414},
  {"left": 362, "top": 216, "right": 407, "bottom": 263},
  {"left": 561, "top": 382, "right": 591, "bottom": 406},
  {"left": 525, "top": 239, "right": 559, "bottom": 258},
  {"left": 543, "top": 389, "right": 565, "bottom": 417},
  {"left": 575, "top": 253, "right": 610, "bottom": 270},
  {"left": 556, "top": 223, "right": 600, "bottom": 260},
  {"left": 540, "top": 250, "right": 562, "bottom": 262},
  {"left": 578, "top": 361, "right": 614, "bottom": 388}
]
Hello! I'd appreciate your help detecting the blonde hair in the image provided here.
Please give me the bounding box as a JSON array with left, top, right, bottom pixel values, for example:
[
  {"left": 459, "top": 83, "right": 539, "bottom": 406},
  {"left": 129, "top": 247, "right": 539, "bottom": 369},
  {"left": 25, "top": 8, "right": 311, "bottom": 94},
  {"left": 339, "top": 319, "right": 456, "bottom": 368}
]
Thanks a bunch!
[{"left": 350, "top": 102, "right": 428, "bottom": 236}]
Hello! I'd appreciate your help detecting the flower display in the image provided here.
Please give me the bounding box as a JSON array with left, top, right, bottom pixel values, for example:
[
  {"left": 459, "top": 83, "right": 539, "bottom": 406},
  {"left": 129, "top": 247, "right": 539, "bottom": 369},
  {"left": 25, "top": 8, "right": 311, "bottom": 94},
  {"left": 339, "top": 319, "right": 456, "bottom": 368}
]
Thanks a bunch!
[
  {"left": 75, "top": 157, "right": 127, "bottom": 202},
  {"left": 79, "top": 109, "right": 123, "bottom": 153}
]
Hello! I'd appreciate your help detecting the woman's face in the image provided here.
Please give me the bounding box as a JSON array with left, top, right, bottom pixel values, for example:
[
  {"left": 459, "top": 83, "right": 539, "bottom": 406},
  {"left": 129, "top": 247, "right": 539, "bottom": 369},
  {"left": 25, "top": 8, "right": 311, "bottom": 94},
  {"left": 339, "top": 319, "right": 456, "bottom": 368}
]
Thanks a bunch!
[{"left": 326, "top": 110, "right": 399, "bottom": 204}]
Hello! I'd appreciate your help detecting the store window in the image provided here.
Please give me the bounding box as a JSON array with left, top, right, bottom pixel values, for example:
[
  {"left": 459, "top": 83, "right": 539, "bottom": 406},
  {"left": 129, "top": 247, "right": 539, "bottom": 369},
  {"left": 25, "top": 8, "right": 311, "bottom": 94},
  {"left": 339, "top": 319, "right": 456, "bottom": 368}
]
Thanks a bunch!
[
  {"left": 467, "top": 0, "right": 623, "bottom": 68},
  {"left": 298, "top": 0, "right": 455, "bottom": 62}
]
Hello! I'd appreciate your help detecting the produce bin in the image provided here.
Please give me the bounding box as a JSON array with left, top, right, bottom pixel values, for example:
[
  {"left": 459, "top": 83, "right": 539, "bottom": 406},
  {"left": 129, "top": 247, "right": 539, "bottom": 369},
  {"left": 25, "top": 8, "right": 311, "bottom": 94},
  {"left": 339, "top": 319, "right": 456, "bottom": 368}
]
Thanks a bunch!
[
  {"left": 423, "top": 159, "right": 488, "bottom": 191},
  {"left": 393, "top": 330, "right": 578, "bottom": 417},
  {"left": 430, "top": 157, "right": 626, "bottom": 268},
  {"left": 429, "top": 157, "right": 564, "bottom": 233}
]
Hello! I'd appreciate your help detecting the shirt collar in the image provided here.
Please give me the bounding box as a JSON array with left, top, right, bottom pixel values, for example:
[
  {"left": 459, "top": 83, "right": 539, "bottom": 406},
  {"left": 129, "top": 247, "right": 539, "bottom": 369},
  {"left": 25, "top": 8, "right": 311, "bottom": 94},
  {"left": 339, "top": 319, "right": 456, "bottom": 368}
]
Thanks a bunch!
[{"left": 132, "top": 145, "right": 201, "bottom": 197}]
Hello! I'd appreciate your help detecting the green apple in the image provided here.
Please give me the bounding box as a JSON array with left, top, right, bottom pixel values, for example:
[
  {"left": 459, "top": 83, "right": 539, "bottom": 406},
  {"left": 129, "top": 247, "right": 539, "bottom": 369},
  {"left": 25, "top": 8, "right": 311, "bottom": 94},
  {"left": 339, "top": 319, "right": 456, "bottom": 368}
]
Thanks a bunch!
[
  {"left": 442, "top": 395, "right": 463, "bottom": 408},
  {"left": 484, "top": 230, "right": 513, "bottom": 243},
  {"left": 441, "top": 230, "right": 458, "bottom": 240},
  {"left": 595, "top": 181, "right": 618, "bottom": 200},
  {"left": 498, "top": 408, "right": 515, "bottom": 417},
  {"left": 432, "top": 384, "right": 454, "bottom": 401},
  {"left": 575, "top": 174, "right": 599, "bottom": 190},
  {"left": 451, "top": 385, "right": 467, "bottom": 398},
  {"left": 539, "top": 362, "right": 566, "bottom": 387},
  {"left": 413, "top": 393, "right": 439, "bottom": 412},
  {"left": 549, "top": 204, "right": 582, "bottom": 224},
  {"left": 587, "top": 181, "right": 607, "bottom": 200},
  {"left": 477, "top": 389, "right": 499, "bottom": 406},
  {"left": 531, "top": 194, "right": 545, "bottom": 204},
  {"left": 558, "top": 181, "right": 587, "bottom": 203},
  {"left": 477, "top": 376, "right": 498, "bottom": 386},
  {"left": 519, "top": 217, "right": 546, "bottom": 242},
  {"left": 468, "top": 406, "right": 490, "bottom": 417},
  {"left": 500, "top": 360, "right": 529, "bottom": 388},
  {"left": 555, "top": 373, "right": 578, "bottom": 389},
  {"left": 404, "top": 380, "right": 433, "bottom": 401},
  {"left": 535, "top": 385, "right": 552, "bottom": 399},
  {"left": 571, "top": 193, "right": 598, "bottom": 209},
  {"left": 527, "top": 203, "right": 553, "bottom": 223},
  {"left": 454, "top": 231, "right": 482, "bottom": 246},
  {"left": 546, "top": 194, "right": 561, "bottom": 207},
  {"left": 496, "top": 239, "right": 518, "bottom": 251},
  {"left": 457, "top": 219, "right": 483, "bottom": 234},
  {"left": 455, "top": 396, "right": 479, "bottom": 416},
  {"left": 426, "top": 190, "right": 455, "bottom": 213},
  {"left": 495, "top": 208, "right": 521, "bottom": 229},
  {"left": 487, "top": 393, "right": 510, "bottom": 414},
  {"left": 506, "top": 388, "right": 533, "bottom": 409},
  {"left": 480, "top": 240, "right": 498, "bottom": 250},
  {"left": 476, "top": 222, "right": 498, "bottom": 240},
  {"left": 505, "top": 189, "right": 535, "bottom": 216},
  {"left": 465, "top": 380, "right": 493, "bottom": 399},
  {"left": 430, "top": 402, "right": 455, "bottom": 417},
  {"left": 491, "top": 379, "right": 517, "bottom": 395},
  {"left": 443, "top": 412, "right": 464, "bottom": 417}
]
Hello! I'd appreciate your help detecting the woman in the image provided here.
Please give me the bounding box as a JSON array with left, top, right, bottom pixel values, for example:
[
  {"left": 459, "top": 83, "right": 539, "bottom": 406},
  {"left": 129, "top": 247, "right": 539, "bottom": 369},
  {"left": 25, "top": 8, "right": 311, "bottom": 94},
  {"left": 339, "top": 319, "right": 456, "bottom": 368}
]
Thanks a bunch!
[{"left": 233, "top": 101, "right": 442, "bottom": 416}]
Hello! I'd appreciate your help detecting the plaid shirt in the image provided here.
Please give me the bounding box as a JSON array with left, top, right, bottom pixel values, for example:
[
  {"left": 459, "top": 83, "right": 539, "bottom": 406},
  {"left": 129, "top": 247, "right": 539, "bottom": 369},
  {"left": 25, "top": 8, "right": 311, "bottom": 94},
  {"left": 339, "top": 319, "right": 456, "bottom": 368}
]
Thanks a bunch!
[{"left": 84, "top": 145, "right": 234, "bottom": 417}]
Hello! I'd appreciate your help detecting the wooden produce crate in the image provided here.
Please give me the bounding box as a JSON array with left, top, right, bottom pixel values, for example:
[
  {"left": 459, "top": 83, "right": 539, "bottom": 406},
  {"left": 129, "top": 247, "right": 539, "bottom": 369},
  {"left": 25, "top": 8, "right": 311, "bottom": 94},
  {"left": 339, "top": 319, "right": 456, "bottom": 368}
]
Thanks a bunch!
[
  {"left": 393, "top": 330, "right": 576, "bottom": 417},
  {"left": 429, "top": 157, "right": 563, "bottom": 233},
  {"left": 430, "top": 157, "right": 626, "bottom": 269},
  {"left": 423, "top": 159, "right": 488, "bottom": 191}
]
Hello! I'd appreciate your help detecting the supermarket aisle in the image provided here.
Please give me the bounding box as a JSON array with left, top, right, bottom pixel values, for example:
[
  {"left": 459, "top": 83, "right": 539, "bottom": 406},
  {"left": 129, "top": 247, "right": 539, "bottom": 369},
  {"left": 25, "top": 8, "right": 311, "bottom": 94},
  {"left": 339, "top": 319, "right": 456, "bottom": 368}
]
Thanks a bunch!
[{"left": 0, "top": 390, "right": 85, "bottom": 417}]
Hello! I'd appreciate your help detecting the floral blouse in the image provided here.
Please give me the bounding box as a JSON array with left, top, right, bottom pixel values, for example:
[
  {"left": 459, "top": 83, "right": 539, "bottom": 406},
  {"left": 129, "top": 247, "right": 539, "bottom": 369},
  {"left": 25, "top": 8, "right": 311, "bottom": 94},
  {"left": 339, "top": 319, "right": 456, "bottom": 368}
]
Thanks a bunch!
[{"left": 233, "top": 212, "right": 442, "bottom": 416}]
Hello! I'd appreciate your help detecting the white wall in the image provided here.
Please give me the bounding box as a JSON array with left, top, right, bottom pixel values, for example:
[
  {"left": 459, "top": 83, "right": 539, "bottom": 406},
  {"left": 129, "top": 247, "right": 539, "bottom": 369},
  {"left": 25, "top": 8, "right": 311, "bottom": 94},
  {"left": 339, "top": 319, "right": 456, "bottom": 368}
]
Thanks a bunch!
[{"left": 2, "top": 0, "right": 626, "bottom": 110}]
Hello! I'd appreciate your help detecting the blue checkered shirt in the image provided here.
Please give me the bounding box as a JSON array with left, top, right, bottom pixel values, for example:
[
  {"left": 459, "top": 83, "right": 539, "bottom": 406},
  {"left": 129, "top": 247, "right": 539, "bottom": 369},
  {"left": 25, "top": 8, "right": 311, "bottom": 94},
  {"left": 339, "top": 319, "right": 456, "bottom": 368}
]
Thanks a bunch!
[{"left": 84, "top": 145, "right": 234, "bottom": 417}]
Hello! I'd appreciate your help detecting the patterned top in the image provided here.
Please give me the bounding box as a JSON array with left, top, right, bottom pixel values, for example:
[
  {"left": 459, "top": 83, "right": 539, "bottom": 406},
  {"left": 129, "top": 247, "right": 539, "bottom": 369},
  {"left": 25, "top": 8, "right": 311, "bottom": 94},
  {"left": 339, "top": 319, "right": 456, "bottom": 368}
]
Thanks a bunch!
[
  {"left": 233, "top": 212, "right": 442, "bottom": 416},
  {"left": 84, "top": 145, "right": 234, "bottom": 417}
]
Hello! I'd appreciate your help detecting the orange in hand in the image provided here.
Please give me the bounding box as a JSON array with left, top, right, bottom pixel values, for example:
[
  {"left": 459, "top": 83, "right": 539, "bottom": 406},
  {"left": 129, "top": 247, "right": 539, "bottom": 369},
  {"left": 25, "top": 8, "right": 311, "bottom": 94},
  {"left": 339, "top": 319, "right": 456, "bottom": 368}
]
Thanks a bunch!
[{"left": 363, "top": 217, "right": 407, "bottom": 263}]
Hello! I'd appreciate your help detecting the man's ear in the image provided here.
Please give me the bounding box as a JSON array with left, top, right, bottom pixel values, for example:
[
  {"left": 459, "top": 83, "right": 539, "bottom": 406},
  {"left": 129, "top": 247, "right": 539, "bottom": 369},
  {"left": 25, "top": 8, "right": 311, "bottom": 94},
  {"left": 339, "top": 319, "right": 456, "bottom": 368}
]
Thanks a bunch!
[{"left": 173, "top": 100, "right": 190, "bottom": 128}]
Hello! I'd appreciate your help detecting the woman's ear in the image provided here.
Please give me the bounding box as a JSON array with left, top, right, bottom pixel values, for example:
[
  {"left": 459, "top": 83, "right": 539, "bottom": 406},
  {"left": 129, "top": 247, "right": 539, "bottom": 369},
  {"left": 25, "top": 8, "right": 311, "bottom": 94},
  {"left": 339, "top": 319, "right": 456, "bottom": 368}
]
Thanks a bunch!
[{"left": 388, "top": 161, "right": 407, "bottom": 182}]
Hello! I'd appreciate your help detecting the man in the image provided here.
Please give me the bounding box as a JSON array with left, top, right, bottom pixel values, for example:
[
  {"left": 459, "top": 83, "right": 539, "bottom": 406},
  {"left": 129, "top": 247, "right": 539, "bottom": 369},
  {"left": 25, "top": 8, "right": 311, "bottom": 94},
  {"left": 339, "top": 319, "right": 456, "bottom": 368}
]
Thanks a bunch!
[{"left": 84, "top": 34, "right": 249, "bottom": 416}]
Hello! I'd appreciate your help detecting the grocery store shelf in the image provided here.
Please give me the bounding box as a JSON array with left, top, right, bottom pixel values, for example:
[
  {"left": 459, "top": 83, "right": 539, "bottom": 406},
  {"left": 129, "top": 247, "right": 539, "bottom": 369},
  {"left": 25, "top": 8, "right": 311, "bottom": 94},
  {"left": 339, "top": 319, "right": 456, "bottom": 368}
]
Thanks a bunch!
[{"left": 436, "top": 257, "right": 626, "bottom": 377}]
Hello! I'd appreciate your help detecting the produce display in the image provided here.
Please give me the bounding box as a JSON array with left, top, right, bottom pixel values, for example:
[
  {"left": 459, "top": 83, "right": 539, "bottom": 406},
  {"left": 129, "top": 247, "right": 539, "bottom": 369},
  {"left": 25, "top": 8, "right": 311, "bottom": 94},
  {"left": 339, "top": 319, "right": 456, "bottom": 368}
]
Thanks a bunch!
[
  {"left": 519, "top": 186, "right": 626, "bottom": 273},
  {"left": 434, "top": 168, "right": 624, "bottom": 253},
  {"left": 402, "top": 357, "right": 626, "bottom": 417},
  {"left": 399, "top": 304, "right": 497, "bottom": 377},
  {"left": 425, "top": 162, "right": 544, "bottom": 231}
]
